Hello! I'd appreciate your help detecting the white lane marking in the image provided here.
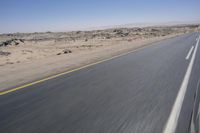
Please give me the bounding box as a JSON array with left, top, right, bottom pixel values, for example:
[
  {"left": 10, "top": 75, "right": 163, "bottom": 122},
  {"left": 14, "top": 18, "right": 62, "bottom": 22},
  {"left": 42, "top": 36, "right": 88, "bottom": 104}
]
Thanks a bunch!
[
  {"left": 163, "top": 35, "right": 200, "bottom": 133},
  {"left": 185, "top": 46, "right": 194, "bottom": 60}
]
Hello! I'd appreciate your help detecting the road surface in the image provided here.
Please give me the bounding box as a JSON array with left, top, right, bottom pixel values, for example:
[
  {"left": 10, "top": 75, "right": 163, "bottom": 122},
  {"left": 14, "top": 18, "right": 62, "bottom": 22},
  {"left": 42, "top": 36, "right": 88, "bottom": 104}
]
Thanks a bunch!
[{"left": 0, "top": 32, "right": 200, "bottom": 133}]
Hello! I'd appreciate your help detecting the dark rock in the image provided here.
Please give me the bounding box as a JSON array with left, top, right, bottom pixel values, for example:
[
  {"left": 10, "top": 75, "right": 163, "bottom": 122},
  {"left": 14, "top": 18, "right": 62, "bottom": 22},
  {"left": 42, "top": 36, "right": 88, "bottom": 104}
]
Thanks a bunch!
[
  {"left": 63, "top": 49, "right": 72, "bottom": 54},
  {"left": 3, "top": 41, "right": 10, "bottom": 46},
  {"left": 106, "top": 36, "right": 111, "bottom": 39},
  {"left": 6, "top": 62, "right": 14, "bottom": 64},
  {"left": 15, "top": 42, "right": 19, "bottom": 45},
  {"left": 120, "top": 32, "right": 129, "bottom": 37},
  {"left": 0, "top": 51, "right": 11, "bottom": 56},
  {"left": 76, "top": 31, "right": 81, "bottom": 34},
  {"left": 19, "top": 39, "right": 24, "bottom": 43},
  {"left": 0, "top": 39, "right": 25, "bottom": 47}
]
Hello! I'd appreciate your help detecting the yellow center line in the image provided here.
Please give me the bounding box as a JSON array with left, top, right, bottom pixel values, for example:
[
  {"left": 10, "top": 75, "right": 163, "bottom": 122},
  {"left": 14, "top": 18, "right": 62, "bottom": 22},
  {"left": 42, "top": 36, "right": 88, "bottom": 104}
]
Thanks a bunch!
[
  {"left": 0, "top": 49, "right": 137, "bottom": 96},
  {"left": 0, "top": 35, "right": 179, "bottom": 96}
]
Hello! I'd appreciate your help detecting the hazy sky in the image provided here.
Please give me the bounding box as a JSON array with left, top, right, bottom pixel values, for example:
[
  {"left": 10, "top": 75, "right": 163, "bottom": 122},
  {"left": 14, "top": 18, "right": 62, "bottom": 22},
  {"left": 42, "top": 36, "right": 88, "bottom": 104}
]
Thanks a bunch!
[{"left": 0, "top": 0, "right": 200, "bottom": 33}]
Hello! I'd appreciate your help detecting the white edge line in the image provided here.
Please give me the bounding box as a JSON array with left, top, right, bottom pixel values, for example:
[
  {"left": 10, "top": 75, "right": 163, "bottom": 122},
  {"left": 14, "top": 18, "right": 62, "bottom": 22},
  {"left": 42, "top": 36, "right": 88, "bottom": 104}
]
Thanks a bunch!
[
  {"left": 186, "top": 46, "right": 194, "bottom": 60},
  {"left": 163, "top": 35, "right": 200, "bottom": 133}
]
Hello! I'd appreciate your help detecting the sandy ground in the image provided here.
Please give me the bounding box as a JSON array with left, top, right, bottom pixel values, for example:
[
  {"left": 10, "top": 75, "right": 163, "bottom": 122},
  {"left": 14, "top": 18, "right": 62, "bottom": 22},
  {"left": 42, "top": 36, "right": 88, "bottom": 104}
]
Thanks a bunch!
[{"left": 0, "top": 25, "right": 199, "bottom": 91}]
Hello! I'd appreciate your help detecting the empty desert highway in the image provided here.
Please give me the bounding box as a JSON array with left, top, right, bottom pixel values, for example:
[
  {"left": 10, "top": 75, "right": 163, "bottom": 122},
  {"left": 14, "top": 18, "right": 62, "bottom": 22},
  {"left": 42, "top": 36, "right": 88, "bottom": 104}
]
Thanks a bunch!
[{"left": 0, "top": 32, "right": 200, "bottom": 133}]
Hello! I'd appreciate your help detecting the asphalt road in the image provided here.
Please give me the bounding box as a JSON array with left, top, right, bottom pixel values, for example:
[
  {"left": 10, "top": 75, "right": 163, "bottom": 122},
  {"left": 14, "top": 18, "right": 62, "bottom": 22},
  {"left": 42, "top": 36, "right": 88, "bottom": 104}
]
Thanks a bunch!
[{"left": 0, "top": 32, "right": 200, "bottom": 133}]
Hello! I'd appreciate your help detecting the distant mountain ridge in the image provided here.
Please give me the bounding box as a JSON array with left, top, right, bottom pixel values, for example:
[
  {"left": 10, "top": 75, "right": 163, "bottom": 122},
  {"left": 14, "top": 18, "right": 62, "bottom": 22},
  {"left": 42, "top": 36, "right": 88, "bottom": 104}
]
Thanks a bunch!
[{"left": 84, "top": 21, "right": 200, "bottom": 31}]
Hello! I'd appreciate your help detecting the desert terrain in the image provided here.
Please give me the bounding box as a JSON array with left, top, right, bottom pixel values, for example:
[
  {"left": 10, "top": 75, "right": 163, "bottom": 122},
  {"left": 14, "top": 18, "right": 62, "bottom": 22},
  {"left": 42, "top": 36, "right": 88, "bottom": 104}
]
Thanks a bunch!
[{"left": 0, "top": 24, "right": 199, "bottom": 91}]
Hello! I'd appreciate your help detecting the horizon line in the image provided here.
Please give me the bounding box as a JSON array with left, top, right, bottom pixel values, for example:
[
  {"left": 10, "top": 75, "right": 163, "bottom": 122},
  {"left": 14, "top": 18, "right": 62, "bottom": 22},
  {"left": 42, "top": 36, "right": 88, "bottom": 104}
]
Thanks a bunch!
[{"left": 1, "top": 21, "right": 200, "bottom": 35}]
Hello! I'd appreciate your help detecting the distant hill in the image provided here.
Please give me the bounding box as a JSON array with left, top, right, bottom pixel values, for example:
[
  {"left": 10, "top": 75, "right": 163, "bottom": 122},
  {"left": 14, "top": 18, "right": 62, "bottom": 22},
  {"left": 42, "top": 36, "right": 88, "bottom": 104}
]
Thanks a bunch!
[{"left": 84, "top": 21, "right": 200, "bottom": 31}]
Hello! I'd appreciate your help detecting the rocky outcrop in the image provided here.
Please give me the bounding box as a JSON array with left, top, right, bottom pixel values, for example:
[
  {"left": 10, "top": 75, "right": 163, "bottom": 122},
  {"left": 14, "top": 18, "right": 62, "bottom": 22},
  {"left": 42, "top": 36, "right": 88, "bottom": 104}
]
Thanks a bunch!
[{"left": 0, "top": 39, "right": 24, "bottom": 47}]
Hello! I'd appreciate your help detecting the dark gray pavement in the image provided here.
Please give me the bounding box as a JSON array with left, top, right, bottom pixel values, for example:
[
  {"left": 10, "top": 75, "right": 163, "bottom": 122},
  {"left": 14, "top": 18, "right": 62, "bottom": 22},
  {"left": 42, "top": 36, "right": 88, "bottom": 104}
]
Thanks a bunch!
[{"left": 0, "top": 32, "right": 200, "bottom": 133}]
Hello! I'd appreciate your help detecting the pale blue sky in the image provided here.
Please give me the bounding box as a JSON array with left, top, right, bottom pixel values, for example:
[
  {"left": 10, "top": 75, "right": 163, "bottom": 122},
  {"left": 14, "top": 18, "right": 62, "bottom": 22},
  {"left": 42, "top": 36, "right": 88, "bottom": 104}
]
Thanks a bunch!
[{"left": 0, "top": 0, "right": 200, "bottom": 33}]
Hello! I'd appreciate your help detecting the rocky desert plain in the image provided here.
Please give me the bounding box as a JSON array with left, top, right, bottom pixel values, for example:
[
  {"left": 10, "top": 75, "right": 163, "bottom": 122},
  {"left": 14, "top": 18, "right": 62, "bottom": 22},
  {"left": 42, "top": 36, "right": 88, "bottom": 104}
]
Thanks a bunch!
[{"left": 0, "top": 24, "right": 199, "bottom": 91}]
